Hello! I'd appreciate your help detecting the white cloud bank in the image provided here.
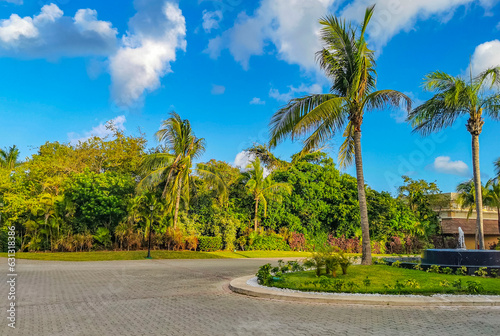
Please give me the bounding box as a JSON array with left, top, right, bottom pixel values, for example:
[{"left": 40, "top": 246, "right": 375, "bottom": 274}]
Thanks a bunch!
[
  {"left": 470, "top": 39, "right": 500, "bottom": 75},
  {"left": 0, "top": 4, "right": 118, "bottom": 57},
  {"left": 432, "top": 156, "right": 469, "bottom": 176},
  {"left": 208, "top": 0, "right": 497, "bottom": 71},
  {"left": 109, "top": 0, "right": 186, "bottom": 106},
  {"left": 206, "top": 0, "right": 336, "bottom": 71},
  {"left": 0, "top": 1, "right": 186, "bottom": 107},
  {"left": 68, "top": 115, "right": 126, "bottom": 145}
]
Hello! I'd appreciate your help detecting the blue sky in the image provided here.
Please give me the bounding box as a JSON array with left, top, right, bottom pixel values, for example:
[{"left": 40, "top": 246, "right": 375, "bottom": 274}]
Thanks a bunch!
[{"left": 0, "top": 0, "right": 499, "bottom": 194}]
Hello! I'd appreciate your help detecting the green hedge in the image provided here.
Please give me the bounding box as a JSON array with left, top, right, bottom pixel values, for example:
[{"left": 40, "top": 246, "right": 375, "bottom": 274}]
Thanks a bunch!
[
  {"left": 198, "top": 236, "right": 223, "bottom": 252},
  {"left": 249, "top": 233, "right": 290, "bottom": 251}
]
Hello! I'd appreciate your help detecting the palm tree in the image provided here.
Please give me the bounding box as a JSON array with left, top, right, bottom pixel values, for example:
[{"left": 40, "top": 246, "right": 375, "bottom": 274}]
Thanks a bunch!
[
  {"left": 268, "top": 6, "right": 411, "bottom": 264},
  {"left": 456, "top": 180, "right": 488, "bottom": 247},
  {"left": 485, "top": 178, "right": 500, "bottom": 232},
  {"left": 245, "top": 157, "right": 291, "bottom": 231},
  {"left": 0, "top": 145, "right": 20, "bottom": 170},
  {"left": 495, "top": 158, "right": 500, "bottom": 177},
  {"left": 408, "top": 68, "right": 500, "bottom": 249},
  {"left": 138, "top": 112, "right": 205, "bottom": 228}
]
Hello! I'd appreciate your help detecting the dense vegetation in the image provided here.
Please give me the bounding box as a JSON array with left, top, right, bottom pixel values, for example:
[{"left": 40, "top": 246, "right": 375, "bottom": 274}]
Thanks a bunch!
[{"left": 0, "top": 119, "right": 451, "bottom": 254}]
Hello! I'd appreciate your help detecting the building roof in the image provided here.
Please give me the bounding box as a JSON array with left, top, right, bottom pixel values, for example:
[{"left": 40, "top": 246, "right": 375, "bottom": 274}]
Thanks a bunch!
[{"left": 441, "top": 218, "right": 500, "bottom": 235}]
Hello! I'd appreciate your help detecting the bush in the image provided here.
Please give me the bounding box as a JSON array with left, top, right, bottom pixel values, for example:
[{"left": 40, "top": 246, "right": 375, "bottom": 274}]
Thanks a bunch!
[
  {"left": 466, "top": 281, "right": 484, "bottom": 294},
  {"left": 256, "top": 263, "right": 272, "bottom": 286},
  {"left": 198, "top": 236, "right": 223, "bottom": 251},
  {"left": 427, "top": 265, "right": 440, "bottom": 273},
  {"left": 165, "top": 228, "right": 185, "bottom": 250},
  {"left": 289, "top": 232, "right": 306, "bottom": 251},
  {"left": 248, "top": 232, "right": 290, "bottom": 251},
  {"left": 328, "top": 234, "right": 361, "bottom": 253},
  {"left": 474, "top": 267, "right": 488, "bottom": 277},
  {"left": 456, "top": 266, "right": 467, "bottom": 276},
  {"left": 386, "top": 236, "right": 404, "bottom": 254}
]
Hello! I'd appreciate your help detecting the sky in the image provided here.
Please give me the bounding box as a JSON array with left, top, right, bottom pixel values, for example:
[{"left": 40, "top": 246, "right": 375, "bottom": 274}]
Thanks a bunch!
[{"left": 0, "top": 0, "right": 499, "bottom": 195}]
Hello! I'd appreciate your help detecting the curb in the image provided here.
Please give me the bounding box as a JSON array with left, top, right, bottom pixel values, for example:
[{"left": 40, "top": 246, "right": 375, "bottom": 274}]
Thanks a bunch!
[{"left": 229, "top": 275, "right": 500, "bottom": 307}]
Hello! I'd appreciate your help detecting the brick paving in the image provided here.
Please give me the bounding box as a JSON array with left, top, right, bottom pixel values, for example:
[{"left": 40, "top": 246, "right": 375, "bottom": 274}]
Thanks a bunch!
[{"left": 0, "top": 258, "right": 499, "bottom": 336}]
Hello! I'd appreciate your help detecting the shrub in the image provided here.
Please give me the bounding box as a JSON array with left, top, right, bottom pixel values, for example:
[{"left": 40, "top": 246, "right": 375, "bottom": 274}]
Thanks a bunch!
[
  {"left": 332, "top": 279, "right": 345, "bottom": 292},
  {"left": 439, "top": 280, "right": 450, "bottom": 288},
  {"left": 404, "top": 279, "right": 420, "bottom": 289},
  {"left": 373, "top": 257, "right": 387, "bottom": 265},
  {"left": 248, "top": 232, "right": 290, "bottom": 251},
  {"left": 452, "top": 279, "right": 462, "bottom": 290},
  {"left": 362, "top": 276, "right": 371, "bottom": 289},
  {"left": 474, "top": 267, "right": 488, "bottom": 277},
  {"left": 328, "top": 234, "right": 361, "bottom": 253},
  {"left": 442, "top": 267, "right": 453, "bottom": 275},
  {"left": 490, "top": 269, "right": 499, "bottom": 278},
  {"left": 466, "top": 281, "right": 484, "bottom": 294},
  {"left": 427, "top": 265, "right": 440, "bottom": 273},
  {"left": 303, "top": 252, "right": 325, "bottom": 276},
  {"left": 346, "top": 281, "right": 359, "bottom": 291},
  {"left": 256, "top": 264, "right": 272, "bottom": 286},
  {"left": 165, "top": 228, "right": 185, "bottom": 250},
  {"left": 386, "top": 236, "right": 404, "bottom": 254},
  {"left": 93, "top": 227, "right": 111, "bottom": 249},
  {"left": 371, "top": 241, "right": 386, "bottom": 254},
  {"left": 391, "top": 260, "right": 401, "bottom": 268},
  {"left": 185, "top": 235, "right": 198, "bottom": 251},
  {"left": 337, "top": 250, "right": 353, "bottom": 275},
  {"left": 413, "top": 263, "right": 423, "bottom": 271},
  {"left": 287, "top": 260, "right": 304, "bottom": 272},
  {"left": 289, "top": 232, "right": 306, "bottom": 251},
  {"left": 318, "top": 276, "right": 333, "bottom": 289},
  {"left": 455, "top": 266, "right": 467, "bottom": 276},
  {"left": 394, "top": 280, "right": 405, "bottom": 291},
  {"left": 198, "top": 236, "right": 223, "bottom": 252}
]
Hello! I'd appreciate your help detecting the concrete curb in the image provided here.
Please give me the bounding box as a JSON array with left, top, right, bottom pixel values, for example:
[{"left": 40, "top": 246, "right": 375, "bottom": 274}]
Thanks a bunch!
[{"left": 229, "top": 275, "right": 500, "bottom": 307}]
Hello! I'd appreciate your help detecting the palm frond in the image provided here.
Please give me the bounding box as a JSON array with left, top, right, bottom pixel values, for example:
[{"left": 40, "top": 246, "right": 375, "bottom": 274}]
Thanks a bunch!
[
  {"left": 475, "top": 66, "right": 500, "bottom": 89},
  {"left": 364, "top": 89, "right": 412, "bottom": 112},
  {"left": 338, "top": 122, "right": 355, "bottom": 168},
  {"left": 479, "top": 93, "right": 500, "bottom": 120}
]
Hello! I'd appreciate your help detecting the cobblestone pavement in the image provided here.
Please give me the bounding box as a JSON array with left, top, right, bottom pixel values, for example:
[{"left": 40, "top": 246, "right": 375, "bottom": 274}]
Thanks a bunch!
[{"left": 0, "top": 258, "right": 499, "bottom": 336}]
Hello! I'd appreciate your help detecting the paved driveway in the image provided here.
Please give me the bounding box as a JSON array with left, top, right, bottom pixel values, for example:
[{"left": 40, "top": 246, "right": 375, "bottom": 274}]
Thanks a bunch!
[{"left": 0, "top": 258, "right": 499, "bottom": 336}]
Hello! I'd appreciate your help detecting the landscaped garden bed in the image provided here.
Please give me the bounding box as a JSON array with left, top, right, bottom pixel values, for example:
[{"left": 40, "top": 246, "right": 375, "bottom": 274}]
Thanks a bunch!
[{"left": 256, "top": 254, "right": 500, "bottom": 296}]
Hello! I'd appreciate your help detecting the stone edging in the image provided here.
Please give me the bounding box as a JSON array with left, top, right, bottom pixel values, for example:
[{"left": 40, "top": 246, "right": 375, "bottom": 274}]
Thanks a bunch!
[{"left": 229, "top": 275, "right": 500, "bottom": 307}]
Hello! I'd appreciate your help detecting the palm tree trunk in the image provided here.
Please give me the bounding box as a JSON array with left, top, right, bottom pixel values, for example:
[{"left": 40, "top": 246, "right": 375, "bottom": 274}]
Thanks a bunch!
[
  {"left": 353, "top": 130, "right": 372, "bottom": 265},
  {"left": 254, "top": 198, "right": 259, "bottom": 231},
  {"left": 471, "top": 134, "right": 485, "bottom": 249},
  {"left": 173, "top": 177, "right": 183, "bottom": 229}
]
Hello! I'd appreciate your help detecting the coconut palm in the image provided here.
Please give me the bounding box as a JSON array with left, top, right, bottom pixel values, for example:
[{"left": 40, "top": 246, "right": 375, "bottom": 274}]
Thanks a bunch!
[
  {"left": 268, "top": 6, "right": 411, "bottom": 264},
  {"left": 495, "top": 158, "right": 500, "bottom": 177},
  {"left": 0, "top": 145, "right": 20, "bottom": 170},
  {"left": 138, "top": 112, "right": 205, "bottom": 228},
  {"left": 408, "top": 68, "right": 500, "bottom": 249},
  {"left": 245, "top": 157, "right": 292, "bottom": 231},
  {"left": 456, "top": 179, "right": 489, "bottom": 248}
]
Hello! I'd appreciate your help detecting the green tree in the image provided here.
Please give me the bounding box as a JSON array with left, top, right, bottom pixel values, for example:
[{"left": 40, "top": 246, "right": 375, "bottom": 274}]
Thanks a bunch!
[
  {"left": 484, "top": 178, "right": 500, "bottom": 230},
  {"left": 408, "top": 67, "right": 500, "bottom": 249},
  {"left": 456, "top": 180, "right": 488, "bottom": 247},
  {"left": 495, "top": 158, "right": 500, "bottom": 177},
  {"left": 268, "top": 6, "right": 411, "bottom": 264},
  {"left": 138, "top": 112, "right": 205, "bottom": 228},
  {"left": 0, "top": 145, "right": 20, "bottom": 170},
  {"left": 246, "top": 158, "right": 291, "bottom": 231}
]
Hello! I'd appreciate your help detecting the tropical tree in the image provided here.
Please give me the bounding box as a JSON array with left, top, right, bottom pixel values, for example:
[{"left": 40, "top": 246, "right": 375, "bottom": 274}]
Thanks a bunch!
[
  {"left": 268, "top": 6, "right": 411, "bottom": 264},
  {"left": 485, "top": 178, "right": 500, "bottom": 230},
  {"left": 0, "top": 145, "right": 20, "bottom": 170},
  {"left": 245, "top": 157, "right": 291, "bottom": 231},
  {"left": 456, "top": 179, "right": 489, "bottom": 247},
  {"left": 138, "top": 112, "right": 205, "bottom": 228},
  {"left": 495, "top": 158, "right": 500, "bottom": 177},
  {"left": 408, "top": 67, "right": 500, "bottom": 249}
]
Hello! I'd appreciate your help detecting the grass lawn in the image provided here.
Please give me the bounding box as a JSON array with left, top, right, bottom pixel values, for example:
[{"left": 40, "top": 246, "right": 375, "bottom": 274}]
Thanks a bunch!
[
  {"left": 0, "top": 250, "right": 313, "bottom": 261},
  {"left": 272, "top": 265, "right": 500, "bottom": 295}
]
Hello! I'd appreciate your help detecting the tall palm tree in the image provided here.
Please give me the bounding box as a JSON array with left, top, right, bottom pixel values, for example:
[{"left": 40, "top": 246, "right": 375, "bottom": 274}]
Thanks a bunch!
[
  {"left": 485, "top": 178, "right": 500, "bottom": 232},
  {"left": 268, "top": 5, "right": 411, "bottom": 264},
  {"left": 138, "top": 112, "right": 205, "bottom": 228},
  {"left": 456, "top": 179, "right": 488, "bottom": 248},
  {"left": 495, "top": 158, "right": 500, "bottom": 177},
  {"left": 408, "top": 67, "right": 500, "bottom": 249},
  {"left": 0, "top": 145, "right": 20, "bottom": 170},
  {"left": 245, "top": 157, "right": 291, "bottom": 231}
]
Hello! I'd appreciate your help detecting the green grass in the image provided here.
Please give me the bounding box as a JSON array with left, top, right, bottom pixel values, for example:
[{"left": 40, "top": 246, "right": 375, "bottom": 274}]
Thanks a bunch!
[
  {"left": 0, "top": 250, "right": 313, "bottom": 261},
  {"left": 272, "top": 265, "right": 500, "bottom": 295}
]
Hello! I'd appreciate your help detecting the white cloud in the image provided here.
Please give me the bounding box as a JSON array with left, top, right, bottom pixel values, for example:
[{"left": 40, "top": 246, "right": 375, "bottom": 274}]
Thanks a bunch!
[
  {"left": 109, "top": 1, "right": 186, "bottom": 106},
  {"left": 202, "top": 10, "right": 222, "bottom": 33},
  {"left": 233, "top": 151, "right": 270, "bottom": 177},
  {"left": 250, "top": 97, "right": 265, "bottom": 105},
  {"left": 342, "top": 0, "right": 497, "bottom": 50},
  {"left": 470, "top": 40, "right": 500, "bottom": 75},
  {"left": 211, "top": 84, "right": 225, "bottom": 95},
  {"left": 269, "top": 83, "right": 323, "bottom": 102},
  {"left": 0, "top": 4, "right": 117, "bottom": 57},
  {"left": 206, "top": 0, "right": 336, "bottom": 71},
  {"left": 432, "top": 156, "right": 469, "bottom": 176},
  {"left": 68, "top": 115, "right": 126, "bottom": 145}
]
